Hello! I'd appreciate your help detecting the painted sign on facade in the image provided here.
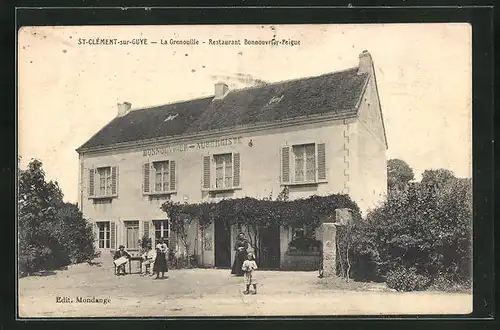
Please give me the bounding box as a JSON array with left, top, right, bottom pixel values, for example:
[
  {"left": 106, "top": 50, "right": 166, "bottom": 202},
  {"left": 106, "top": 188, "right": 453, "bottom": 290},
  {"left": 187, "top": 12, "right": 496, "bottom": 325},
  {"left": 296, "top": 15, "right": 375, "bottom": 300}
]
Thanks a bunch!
[{"left": 143, "top": 136, "right": 243, "bottom": 156}]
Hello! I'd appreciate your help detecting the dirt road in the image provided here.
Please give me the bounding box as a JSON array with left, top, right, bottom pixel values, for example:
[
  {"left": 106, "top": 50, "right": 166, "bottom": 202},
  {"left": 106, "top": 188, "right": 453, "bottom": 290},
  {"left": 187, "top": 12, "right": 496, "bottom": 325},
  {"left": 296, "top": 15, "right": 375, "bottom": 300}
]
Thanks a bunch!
[{"left": 18, "top": 261, "right": 472, "bottom": 317}]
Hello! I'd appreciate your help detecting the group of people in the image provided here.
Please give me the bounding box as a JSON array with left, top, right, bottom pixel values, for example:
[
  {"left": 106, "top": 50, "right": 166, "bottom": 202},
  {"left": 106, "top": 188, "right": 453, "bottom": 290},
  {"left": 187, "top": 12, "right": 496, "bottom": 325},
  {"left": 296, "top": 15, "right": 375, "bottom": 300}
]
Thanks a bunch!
[
  {"left": 113, "top": 237, "right": 169, "bottom": 279},
  {"left": 113, "top": 232, "right": 259, "bottom": 294},
  {"left": 231, "top": 232, "right": 259, "bottom": 295}
]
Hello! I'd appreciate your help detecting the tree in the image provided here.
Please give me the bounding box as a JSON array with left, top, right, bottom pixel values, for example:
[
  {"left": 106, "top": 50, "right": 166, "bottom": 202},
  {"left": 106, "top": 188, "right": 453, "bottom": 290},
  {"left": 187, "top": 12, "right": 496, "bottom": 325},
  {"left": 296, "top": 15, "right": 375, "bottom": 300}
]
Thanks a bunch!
[
  {"left": 18, "top": 159, "right": 98, "bottom": 275},
  {"left": 387, "top": 158, "right": 415, "bottom": 191},
  {"left": 350, "top": 168, "right": 472, "bottom": 289},
  {"left": 53, "top": 203, "right": 98, "bottom": 264}
]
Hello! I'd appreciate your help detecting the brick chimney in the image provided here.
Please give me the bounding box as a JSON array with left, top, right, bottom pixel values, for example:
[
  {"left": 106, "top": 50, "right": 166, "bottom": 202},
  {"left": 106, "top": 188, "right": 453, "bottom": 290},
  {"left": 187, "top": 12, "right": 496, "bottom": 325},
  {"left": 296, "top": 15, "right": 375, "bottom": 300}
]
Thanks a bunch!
[
  {"left": 214, "top": 82, "right": 229, "bottom": 100},
  {"left": 117, "top": 101, "right": 132, "bottom": 117},
  {"left": 358, "top": 50, "right": 374, "bottom": 75}
]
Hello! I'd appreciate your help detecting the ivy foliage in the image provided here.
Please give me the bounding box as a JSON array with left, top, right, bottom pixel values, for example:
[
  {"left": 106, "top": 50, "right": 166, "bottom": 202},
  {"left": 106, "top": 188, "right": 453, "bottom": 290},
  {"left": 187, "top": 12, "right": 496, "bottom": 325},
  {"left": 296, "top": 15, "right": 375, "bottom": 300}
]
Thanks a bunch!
[{"left": 161, "top": 193, "right": 361, "bottom": 234}]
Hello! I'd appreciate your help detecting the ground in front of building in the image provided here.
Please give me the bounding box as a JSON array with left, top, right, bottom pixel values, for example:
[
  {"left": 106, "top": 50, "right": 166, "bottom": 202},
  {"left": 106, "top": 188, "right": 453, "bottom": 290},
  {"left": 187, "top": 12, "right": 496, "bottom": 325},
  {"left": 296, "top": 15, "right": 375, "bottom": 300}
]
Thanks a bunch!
[{"left": 18, "top": 257, "right": 472, "bottom": 317}]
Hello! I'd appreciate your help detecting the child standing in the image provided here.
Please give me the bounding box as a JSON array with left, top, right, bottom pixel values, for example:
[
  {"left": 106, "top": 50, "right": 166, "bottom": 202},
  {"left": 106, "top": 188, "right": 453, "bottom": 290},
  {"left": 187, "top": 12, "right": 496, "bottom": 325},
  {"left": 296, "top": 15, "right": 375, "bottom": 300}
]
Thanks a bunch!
[{"left": 242, "top": 252, "right": 258, "bottom": 295}]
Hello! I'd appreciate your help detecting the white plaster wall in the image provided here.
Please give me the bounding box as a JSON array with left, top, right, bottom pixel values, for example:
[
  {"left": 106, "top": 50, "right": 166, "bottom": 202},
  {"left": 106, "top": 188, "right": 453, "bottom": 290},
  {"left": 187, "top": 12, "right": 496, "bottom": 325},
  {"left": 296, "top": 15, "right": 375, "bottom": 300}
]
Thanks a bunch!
[
  {"left": 350, "top": 76, "right": 388, "bottom": 216},
  {"left": 79, "top": 111, "right": 386, "bottom": 264}
]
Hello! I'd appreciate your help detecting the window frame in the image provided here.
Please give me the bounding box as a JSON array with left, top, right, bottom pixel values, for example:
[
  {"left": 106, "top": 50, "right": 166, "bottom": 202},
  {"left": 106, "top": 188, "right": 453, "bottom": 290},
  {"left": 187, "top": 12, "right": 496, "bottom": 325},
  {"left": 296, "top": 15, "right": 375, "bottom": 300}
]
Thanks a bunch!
[
  {"left": 153, "top": 160, "right": 171, "bottom": 193},
  {"left": 153, "top": 220, "right": 170, "bottom": 246},
  {"left": 88, "top": 165, "right": 118, "bottom": 199},
  {"left": 214, "top": 153, "right": 233, "bottom": 190},
  {"left": 96, "top": 221, "right": 110, "bottom": 249},
  {"left": 207, "top": 152, "right": 242, "bottom": 192},
  {"left": 144, "top": 159, "right": 177, "bottom": 195},
  {"left": 292, "top": 143, "right": 317, "bottom": 184},
  {"left": 281, "top": 142, "right": 327, "bottom": 186},
  {"left": 97, "top": 166, "right": 112, "bottom": 196}
]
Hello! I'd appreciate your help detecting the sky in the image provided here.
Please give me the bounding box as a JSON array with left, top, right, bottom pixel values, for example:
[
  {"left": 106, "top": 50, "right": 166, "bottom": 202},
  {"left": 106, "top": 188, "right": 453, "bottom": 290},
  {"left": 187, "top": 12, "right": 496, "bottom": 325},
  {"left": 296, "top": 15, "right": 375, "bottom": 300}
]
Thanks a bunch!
[{"left": 18, "top": 24, "right": 472, "bottom": 203}]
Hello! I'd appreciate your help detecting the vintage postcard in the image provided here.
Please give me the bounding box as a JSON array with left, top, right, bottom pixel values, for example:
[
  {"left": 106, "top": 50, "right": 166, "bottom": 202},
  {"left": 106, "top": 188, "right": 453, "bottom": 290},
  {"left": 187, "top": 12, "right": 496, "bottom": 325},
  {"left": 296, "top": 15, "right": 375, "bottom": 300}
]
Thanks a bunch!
[{"left": 17, "top": 23, "right": 473, "bottom": 318}]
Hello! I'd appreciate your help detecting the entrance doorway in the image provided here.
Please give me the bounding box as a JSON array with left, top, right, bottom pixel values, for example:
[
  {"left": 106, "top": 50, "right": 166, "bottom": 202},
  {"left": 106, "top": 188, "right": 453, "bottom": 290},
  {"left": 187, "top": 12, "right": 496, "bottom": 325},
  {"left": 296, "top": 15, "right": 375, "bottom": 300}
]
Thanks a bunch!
[
  {"left": 214, "top": 219, "right": 231, "bottom": 268},
  {"left": 258, "top": 225, "right": 281, "bottom": 269}
]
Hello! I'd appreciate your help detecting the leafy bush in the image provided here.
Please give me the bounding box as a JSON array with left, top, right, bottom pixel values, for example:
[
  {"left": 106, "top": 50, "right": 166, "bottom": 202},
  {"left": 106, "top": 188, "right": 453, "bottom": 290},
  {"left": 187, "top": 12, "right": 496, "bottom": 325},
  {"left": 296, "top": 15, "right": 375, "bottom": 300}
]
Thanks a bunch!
[
  {"left": 168, "top": 251, "right": 198, "bottom": 269},
  {"left": 386, "top": 267, "right": 431, "bottom": 292},
  {"left": 18, "top": 159, "right": 98, "bottom": 276},
  {"left": 139, "top": 234, "right": 152, "bottom": 253},
  {"left": 429, "top": 273, "right": 472, "bottom": 293},
  {"left": 349, "top": 167, "right": 472, "bottom": 289}
]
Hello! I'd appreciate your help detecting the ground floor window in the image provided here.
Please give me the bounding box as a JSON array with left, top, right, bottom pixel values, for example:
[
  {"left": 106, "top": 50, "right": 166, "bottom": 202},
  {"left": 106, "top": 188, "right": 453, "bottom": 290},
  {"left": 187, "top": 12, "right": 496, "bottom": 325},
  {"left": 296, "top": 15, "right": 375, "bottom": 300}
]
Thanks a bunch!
[
  {"left": 124, "top": 221, "right": 139, "bottom": 249},
  {"left": 97, "top": 221, "right": 110, "bottom": 248},
  {"left": 153, "top": 220, "right": 169, "bottom": 246}
]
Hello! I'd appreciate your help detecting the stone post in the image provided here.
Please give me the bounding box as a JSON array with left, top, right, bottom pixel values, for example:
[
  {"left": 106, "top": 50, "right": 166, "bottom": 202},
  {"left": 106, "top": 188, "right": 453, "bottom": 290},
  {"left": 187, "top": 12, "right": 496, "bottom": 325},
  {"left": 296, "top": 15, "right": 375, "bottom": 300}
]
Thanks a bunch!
[{"left": 320, "top": 222, "right": 337, "bottom": 277}]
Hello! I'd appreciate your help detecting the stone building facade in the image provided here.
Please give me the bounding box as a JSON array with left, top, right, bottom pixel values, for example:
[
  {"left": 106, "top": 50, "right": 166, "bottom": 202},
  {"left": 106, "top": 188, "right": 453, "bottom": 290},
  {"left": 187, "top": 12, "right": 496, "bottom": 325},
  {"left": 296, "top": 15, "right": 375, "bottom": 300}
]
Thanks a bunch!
[{"left": 76, "top": 50, "right": 387, "bottom": 269}]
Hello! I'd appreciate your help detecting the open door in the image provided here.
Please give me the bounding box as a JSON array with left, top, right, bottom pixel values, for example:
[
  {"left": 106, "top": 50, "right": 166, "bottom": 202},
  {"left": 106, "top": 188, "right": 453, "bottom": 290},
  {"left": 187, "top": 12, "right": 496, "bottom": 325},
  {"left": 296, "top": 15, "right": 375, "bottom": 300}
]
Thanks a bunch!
[
  {"left": 214, "top": 219, "right": 231, "bottom": 268},
  {"left": 258, "top": 225, "right": 281, "bottom": 269}
]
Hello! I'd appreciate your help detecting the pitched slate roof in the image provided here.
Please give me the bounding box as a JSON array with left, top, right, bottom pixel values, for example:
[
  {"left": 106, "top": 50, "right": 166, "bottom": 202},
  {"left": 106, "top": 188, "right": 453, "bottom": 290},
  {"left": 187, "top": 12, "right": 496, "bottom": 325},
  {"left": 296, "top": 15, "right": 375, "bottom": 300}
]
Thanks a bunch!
[{"left": 77, "top": 67, "right": 368, "bottom": 151}]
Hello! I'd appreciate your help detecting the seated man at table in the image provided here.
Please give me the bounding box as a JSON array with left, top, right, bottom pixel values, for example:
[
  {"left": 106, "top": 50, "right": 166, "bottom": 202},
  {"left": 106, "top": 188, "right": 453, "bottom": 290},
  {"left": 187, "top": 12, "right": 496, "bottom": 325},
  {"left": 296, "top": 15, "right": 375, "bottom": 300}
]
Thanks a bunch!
[
  {"left": 113, "top": 245, "right": 131, "bottom": 276},
  {"left": 141, "top": 243, "right": 156, "bottom": 276}
]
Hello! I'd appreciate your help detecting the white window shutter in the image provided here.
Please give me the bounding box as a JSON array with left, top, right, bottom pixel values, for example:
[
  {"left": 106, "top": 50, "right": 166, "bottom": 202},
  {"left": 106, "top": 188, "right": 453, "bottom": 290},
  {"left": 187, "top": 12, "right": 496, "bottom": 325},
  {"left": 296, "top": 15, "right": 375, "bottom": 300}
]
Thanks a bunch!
[
  {"left": 143, "top": 163, "right": 150, "bottom": 194},
  {"left": 150, "top": 163, "right": 155, "bottom": 192},
  {"left": 317, "top": 143, "right": 327, "bottom": 181},
  {"left": 110, "top": 221, "right": 116, "bottom": 249},
  {"left": 92, "top": 221, "right": 98, "bottom": 243},
  {"left": 143, "top": 221, "right": 150, "bottom": 240},
  {"left": 202, "top": 155, "right": 211, "bottom": 190},
  {"left": 281, "top": 146, "right": 291, "bottom": 184},
  {"left": 111, "top": 166, "right": 118, "bottom": 196},
  {"left": 88, "top": 168, "right": 95, "bottom": 197},
  {"left": 233, "top": 153, "right": 241, "bottom": 188},
  {"left": 169, "top": 160, "right": 177, "bottom": 192}
]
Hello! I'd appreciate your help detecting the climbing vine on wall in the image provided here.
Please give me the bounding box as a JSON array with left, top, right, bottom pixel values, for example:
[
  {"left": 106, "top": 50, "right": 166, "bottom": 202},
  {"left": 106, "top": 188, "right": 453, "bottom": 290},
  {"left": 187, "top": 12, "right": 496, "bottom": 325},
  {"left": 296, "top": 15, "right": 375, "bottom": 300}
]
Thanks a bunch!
[{"left": 161, "top": 193, "right": 361, "bottom": 235}]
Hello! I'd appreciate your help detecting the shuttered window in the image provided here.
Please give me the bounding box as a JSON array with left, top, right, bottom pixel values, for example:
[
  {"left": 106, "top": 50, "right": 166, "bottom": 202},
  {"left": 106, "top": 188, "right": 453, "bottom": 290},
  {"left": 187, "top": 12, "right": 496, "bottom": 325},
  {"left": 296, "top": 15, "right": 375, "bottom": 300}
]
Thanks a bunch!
[
  {"left": 204, "top": 153, "right": 241, "bottom": 191},
  {"left": 281, "top": 143, "right": 327, "bottom": 184},
  {"left": 143, "top": 160, "right": 177, "bottom": 194},
  {"left": 89, "top": 166, "right": 119, "bottom": 198}
]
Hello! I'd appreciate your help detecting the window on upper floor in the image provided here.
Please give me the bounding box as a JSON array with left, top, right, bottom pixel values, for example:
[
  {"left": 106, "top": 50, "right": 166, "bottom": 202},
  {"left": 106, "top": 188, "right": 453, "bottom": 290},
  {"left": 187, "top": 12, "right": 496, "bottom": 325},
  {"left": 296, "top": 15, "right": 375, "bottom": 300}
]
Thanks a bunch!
[
  {"left": 143, "top": 160, "right": 177, "bottom": 195},
  {"left": 88, "top": 166, "right": 118, "bottom": 198},
  {"left": 98, "top": 167, "right": 112, "bottom": 196},
  {"left": 154, "top": 161, "right": 170, "bottom": 192},
  {"left": 202, "top": 152, "right": 241, "bottom": 192},
  {"left": 281, "top": 142, "right": 327, "bottom": 185}
]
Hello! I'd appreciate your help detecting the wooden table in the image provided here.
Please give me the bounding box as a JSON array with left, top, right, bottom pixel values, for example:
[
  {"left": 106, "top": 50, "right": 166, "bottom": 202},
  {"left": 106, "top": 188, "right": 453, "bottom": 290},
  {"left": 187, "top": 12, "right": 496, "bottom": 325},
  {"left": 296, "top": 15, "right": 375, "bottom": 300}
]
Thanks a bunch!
[
  {"left": 114, "top": 256, "right": 143, "bottom": 275},
  {"left": 128, "top": 256, "right": 143, "bottom": 274}
]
